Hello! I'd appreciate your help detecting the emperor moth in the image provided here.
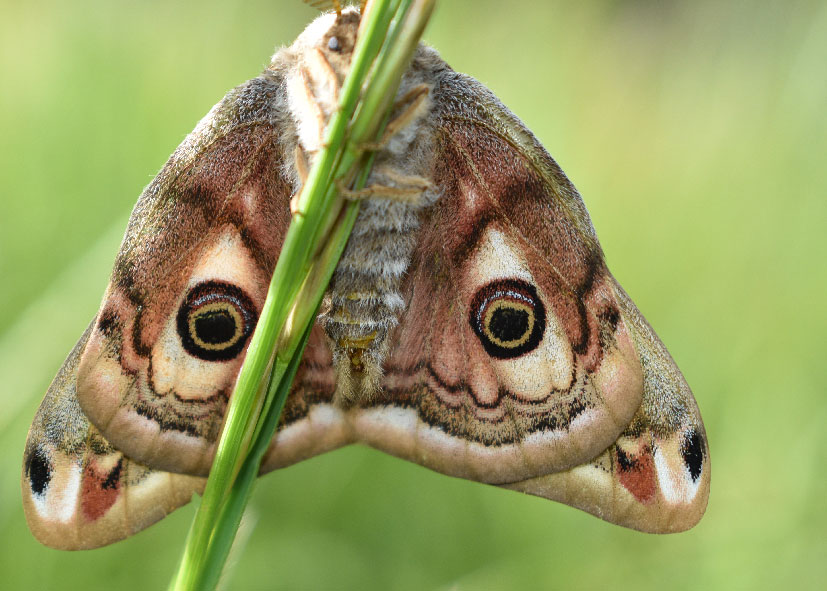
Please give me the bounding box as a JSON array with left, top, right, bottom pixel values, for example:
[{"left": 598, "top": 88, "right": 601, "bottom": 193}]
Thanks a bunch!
[{"left": 23, "top": 7, "right": 709, "bottom": 550}]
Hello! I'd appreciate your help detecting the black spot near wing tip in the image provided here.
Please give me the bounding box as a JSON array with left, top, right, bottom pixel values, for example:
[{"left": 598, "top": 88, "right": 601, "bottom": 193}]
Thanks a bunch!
[
  {"left": 26, "top": 447, "right": 53, "bottom": 497},
  {"left": 97, "top": 308, "right": 121, "bottom": 336},
  {"left": 681, "top": 429, "right": 704, "bottom": 482}
]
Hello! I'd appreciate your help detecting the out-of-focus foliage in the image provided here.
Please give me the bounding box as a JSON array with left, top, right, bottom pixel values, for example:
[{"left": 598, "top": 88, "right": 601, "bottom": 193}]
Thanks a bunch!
[{"left": 1, "top": 0, "right": 824, "bottom": 589}]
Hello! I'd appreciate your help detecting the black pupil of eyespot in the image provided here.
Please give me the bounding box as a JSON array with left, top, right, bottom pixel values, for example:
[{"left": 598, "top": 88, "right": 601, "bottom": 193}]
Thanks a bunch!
[
  {"left": 328, "top": 36, "right": 341, "bottom": 51},
  {"left": 177, "top": 281, "right": 256, "bottom": 362},
  {"left": 470, "top": 280, "right": 545, "bottom": 360},
  {"left": 489, "top": 307, "right": 529, "bottom": 342},
  {"left": 194, "top": 309, "right": 236, "bottom": 344}
]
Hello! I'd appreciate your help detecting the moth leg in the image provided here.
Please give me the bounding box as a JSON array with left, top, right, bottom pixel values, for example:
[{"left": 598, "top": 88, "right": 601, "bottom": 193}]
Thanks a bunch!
[
  {"left": 294, "top": 145, "right": 310, "bottom": 186},
  {"left": 297, "top": 49, "right": 341, "bottom": 153},
  {"left": 297, "top": 67, "right": 328, "bottom": 144},
  {"left": 359, "top": 83, "right": 430, "bottom": 152},
  {"left": 335, "top": 168, "right": 431, "bottom": 205},
  {"left": 290, "top": 194, "right": 303, "bottom": 217},
  {"left": 376, "top": 165, "right": 432, "bottom": 191},
  {"left": 304, "top": 0, "right": 342, "bottom": 16},
  {"left": 290, "top": 146, "right": 316, "bottom": 218},
  {"left": 337, "top": 184, "right": 423, "bottom": 203},
  {"left": 306, "top": 48, "right": 340, "bottom": 104}
]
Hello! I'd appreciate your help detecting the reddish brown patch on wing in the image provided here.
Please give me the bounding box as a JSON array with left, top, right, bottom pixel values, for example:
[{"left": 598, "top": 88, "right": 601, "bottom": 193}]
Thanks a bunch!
[
  {"left": 616, "top": 446, "right": 656, "bottom": 503},
  {"left": 80, "top": 458, "right": 122, "bottom": 521},
  {"left": 433, "top": 122, "right": 613, "bottom": 371}
]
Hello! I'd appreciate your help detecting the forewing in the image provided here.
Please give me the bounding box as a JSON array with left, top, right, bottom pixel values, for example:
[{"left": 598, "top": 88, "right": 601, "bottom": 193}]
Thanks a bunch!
[
  {"left": 22, "top": 324, "right": 205, "bottom": 550},
  {"left": 75, "top": 75, "right": 302, "bottom": 475},
  {"left": 503, "top": 280, "right": 710, "bottom": 533},
  {"left": 354, "top": 70, "right": 644, "bottom": 484}
]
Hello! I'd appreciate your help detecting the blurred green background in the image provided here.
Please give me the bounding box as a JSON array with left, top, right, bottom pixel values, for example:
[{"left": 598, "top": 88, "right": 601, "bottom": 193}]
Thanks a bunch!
[{"left": 1, "top": 0, "right": 825, "bottom": 589}]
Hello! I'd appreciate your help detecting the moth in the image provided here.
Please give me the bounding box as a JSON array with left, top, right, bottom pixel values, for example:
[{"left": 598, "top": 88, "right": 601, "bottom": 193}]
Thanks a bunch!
[{"left": 23, "top": 7, "right": 709, "bottom": 550}]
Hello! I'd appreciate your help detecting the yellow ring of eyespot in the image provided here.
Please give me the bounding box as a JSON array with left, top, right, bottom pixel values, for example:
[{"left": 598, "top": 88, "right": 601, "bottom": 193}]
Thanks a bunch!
[
  {"left": 188, "top": 301, "right": 244, "bottom": 351},
  {"left": 482, "top": 300, "right": 535, "bottom": 349}
]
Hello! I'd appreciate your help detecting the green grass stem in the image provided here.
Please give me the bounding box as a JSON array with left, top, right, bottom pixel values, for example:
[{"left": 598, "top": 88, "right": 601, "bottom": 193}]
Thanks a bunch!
[{"left": 168, "top": 1, "right": 435, "bottom": 589}]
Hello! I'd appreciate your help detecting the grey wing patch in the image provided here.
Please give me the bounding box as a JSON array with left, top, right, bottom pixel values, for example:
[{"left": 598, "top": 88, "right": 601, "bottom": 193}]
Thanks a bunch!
[{"left": 23, "top": 322, "right": 204, "bottom": 550}]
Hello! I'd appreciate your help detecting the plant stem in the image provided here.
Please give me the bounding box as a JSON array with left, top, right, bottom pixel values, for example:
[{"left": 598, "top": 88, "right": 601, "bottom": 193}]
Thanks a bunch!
[{"left": 168, "top": 0, "right": 435, "bottom": 589}]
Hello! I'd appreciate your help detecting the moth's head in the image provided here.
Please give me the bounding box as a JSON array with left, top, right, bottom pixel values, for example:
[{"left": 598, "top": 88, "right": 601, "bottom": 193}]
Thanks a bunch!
[{"left": 291, "top": 7, "right": 361, "bottom": 80}]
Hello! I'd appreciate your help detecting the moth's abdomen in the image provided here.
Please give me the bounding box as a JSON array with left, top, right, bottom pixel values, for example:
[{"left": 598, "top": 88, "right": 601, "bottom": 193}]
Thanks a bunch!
[{"left": 324, "top": 198, "right": 429, "bottom": 398}]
